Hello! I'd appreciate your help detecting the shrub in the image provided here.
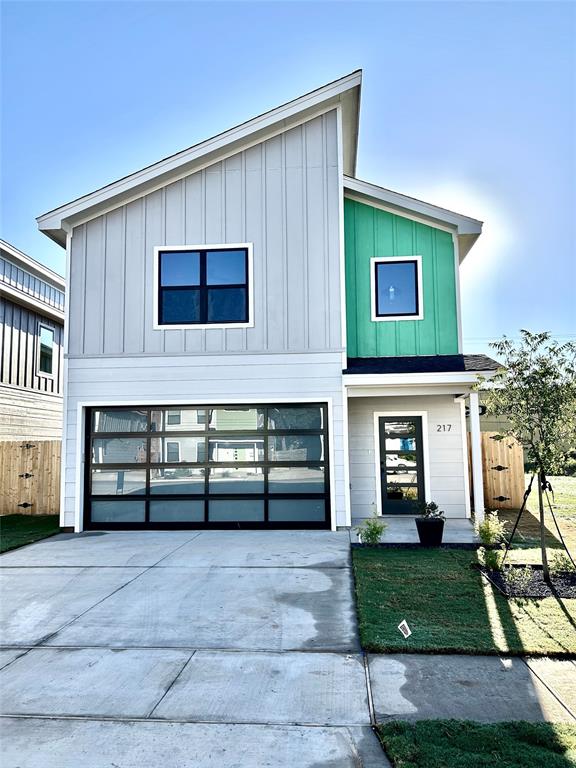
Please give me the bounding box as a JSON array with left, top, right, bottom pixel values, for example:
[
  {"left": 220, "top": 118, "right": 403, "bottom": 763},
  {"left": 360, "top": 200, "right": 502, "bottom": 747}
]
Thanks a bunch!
[
  {"left": 549, "top": 551, "right": 576, "bottom": 576},
  {"left": 479, "top": 545, "right": 504, "bottom": 571},
  {"left": 503, "top": 564, "right": 533, "bottom": 592},
  {"left": 477, "top": 513, "right": 508, "bottom": 546},
  {"left": 355, "top": 512, "right": 387, "bottom": 546}
]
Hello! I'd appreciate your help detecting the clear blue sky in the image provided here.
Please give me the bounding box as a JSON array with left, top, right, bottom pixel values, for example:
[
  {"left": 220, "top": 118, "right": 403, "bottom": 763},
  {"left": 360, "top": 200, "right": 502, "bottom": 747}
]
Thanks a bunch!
[{"left": 1, "top": 0, "right": 574, "bottom": 352}]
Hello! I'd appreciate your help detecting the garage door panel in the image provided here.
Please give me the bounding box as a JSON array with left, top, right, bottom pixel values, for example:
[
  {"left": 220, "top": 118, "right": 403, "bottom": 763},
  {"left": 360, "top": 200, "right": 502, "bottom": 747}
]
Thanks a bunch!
[{"left": 85, "top": 403, "right": 330, "bottom": 529}]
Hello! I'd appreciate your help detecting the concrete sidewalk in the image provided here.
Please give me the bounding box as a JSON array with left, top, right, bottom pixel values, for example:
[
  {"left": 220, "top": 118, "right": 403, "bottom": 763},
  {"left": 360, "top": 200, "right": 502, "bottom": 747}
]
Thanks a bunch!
[{"left": 1, "top": 530, "right": 574, "bottom": 767}]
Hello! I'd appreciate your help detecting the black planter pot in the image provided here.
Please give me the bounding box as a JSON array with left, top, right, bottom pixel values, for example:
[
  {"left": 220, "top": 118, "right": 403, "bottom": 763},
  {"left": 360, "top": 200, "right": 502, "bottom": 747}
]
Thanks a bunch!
[{"left": 415, "top": 517, "right": 445, "bottom": 547}]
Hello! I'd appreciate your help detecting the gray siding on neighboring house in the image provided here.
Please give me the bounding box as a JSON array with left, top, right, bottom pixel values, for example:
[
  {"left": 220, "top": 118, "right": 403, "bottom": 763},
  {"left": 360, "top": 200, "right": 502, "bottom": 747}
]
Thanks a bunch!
[
  {"left": 0, "top": 297, "right": 64, "bottom": 396},
  {"left": 0, "top": 385, "right": 63, "bottom": 440},
  {"left": 68, "top": 110, "right": 341, "bottom": 358},
  {"left": 61, "top": 352, "right": 347, "bottom": 529}
]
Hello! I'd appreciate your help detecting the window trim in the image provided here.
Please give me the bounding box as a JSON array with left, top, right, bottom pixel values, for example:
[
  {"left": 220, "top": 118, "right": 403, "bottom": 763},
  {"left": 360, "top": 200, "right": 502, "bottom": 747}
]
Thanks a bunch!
[
  {"left": 370, "top": 255, "right": 424, "bottom": 322},
  {"left": 166, "top": 410, "right": 182, "bottom": 426},
  {"left": 165, "top": 440, "right": 181, "bottom": 463},
  {"left": 37, "top": 322, "right": 56, "bottom": 378},
  {"left": 153, "top": 243, "right": 254, "bottom": 330}
]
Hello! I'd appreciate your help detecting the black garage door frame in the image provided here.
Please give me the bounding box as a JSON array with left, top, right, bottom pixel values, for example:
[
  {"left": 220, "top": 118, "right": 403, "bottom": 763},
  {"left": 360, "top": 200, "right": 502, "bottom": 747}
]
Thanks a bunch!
[{"left": 84, "top": 403, "right": 331, "bottom": 530}]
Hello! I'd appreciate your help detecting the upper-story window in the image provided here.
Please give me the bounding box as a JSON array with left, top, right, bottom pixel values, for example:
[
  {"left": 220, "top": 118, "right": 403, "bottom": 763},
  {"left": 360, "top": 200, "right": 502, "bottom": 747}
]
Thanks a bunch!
[
  {"left": 370, "top": 256, "right": 423, "bottom": 322},
  {"left": 38, "top": 324, "right": 55, "bottom": 376},
  {"left": 154, "top": 245, "right": 253, "bottom": 328}
]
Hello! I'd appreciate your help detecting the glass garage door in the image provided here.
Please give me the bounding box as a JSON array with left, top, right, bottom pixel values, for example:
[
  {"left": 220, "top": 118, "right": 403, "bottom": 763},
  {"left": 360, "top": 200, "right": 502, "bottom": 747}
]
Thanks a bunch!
[{"left": 85, "top": 404, "right": 330, "bottom": 529}]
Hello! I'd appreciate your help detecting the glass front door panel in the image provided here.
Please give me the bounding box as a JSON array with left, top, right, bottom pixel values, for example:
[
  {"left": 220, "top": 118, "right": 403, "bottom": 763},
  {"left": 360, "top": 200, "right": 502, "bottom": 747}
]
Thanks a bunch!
[
  {"left": 85, "top": 403, "right": 330, "bottom": 529},
  {"left": 379, "top": 417, "right": 424, "bottom": 514}
]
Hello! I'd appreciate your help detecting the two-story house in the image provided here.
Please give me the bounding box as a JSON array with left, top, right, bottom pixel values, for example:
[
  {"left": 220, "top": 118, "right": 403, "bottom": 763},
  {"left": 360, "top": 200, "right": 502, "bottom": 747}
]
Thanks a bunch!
[
  {"left": 0, "top": 239, "right": 65, "bottom": 440},
  {"left": 37, "top": 71, "right": 498, "bottom": 532}
]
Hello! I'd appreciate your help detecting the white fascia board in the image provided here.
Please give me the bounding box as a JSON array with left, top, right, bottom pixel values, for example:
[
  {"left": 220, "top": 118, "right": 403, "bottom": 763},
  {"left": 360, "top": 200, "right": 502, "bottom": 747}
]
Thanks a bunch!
[
  {"left": 343, "top": 371, "right": 486, "bottom": 387},
  {"left": 347, "top": 384, "right": 476, "bottom": 398},
  {"left": 344, "top": 176, "right": 482, "bottom": 237},
  {"left": 0, "top": 239, "right": 65, "bottom": 288},
  {"left": 38, "top": 71, "right": 362, "bottom": 246}
]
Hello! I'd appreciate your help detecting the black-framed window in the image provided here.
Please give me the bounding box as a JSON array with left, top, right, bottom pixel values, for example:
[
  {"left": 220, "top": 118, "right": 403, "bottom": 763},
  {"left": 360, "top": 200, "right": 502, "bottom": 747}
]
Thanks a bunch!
[
  {"left": 38, "top": 325, "right": 55, "bottom": 375},
  {"left": 157, "top": 247, "right": 250, "bottom": 326},
  {"left": 373, "top": 258, "right": 421, "bottom": 319},
  {"left": 85, "top": 403, "right": 330, "bottom": 530}
]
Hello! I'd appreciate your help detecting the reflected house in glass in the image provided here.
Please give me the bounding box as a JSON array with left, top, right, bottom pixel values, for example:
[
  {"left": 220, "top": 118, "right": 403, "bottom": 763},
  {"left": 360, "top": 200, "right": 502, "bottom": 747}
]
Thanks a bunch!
[{"left": 38, "top": 71, "right": 500, "bottom": 532}]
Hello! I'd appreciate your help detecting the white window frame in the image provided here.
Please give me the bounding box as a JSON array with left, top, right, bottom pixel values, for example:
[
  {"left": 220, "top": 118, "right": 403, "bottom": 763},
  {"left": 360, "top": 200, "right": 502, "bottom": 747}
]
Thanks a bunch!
[
  {"left": 165, "top": 440, "right": 181, "bottom": 463},
  {"left": 37, "top": 322, "right": 56, "bottom": 379},
  {"left": 370, "top": 255, "right": 424, "bottom": 322},
  {"left": 166, "top": 410, "right": 182, "bottom": 426},
  {"left": 153, "top": 243, "right": 254, "bottom": 330}
]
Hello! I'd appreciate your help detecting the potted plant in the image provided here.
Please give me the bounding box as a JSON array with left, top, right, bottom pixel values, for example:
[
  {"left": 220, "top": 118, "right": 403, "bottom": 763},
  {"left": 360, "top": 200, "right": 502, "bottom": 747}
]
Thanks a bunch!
[{"left": 415, "top": 501, "right": 445, "bottom": 546}]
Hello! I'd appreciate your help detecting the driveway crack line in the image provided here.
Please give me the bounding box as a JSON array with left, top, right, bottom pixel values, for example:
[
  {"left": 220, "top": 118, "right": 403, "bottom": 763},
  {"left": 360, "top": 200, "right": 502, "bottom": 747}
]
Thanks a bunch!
[
  {"left": 146, "top": 651, "right": 197, "bottom": 718},
  {"left": 521, "top": 657, "right": 576, "bottom": 721},
  {"left": 362, "top": 653, "right": 377, "bottom": 727},
  {"left": 35, "top": 533, "right": 206, "bottom": 647}
]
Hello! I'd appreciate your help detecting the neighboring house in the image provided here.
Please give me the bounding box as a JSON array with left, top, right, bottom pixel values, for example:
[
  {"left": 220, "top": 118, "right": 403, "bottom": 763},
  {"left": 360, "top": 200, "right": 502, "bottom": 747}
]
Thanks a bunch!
[
  {"left": 37, "top": 71, "right": 498, "bottom": 532},
  {"left": 0, "top": 239, "right": 65, "bottom": 440}
]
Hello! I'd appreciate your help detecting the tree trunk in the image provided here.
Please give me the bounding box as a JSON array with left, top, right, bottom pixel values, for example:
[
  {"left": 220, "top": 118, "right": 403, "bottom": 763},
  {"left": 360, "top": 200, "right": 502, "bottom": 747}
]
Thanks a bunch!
[{"left": 538, "top": 473, "right": 550, "bottom": 582}]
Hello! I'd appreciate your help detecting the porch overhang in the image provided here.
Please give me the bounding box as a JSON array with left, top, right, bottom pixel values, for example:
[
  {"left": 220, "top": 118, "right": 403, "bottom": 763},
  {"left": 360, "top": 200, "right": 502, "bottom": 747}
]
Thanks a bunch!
[
  {"left": 344, "top": 371, "right": 485, "bottom": 397},
  {"left": 343, "top": 354, "right": 500, "bottom": 395}
]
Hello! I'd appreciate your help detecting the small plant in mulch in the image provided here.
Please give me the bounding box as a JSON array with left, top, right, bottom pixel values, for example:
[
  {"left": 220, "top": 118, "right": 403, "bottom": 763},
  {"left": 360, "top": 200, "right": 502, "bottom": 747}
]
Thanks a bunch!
[
  {"left": 502, "top": 564, "right": 534, "bottom": 592},
  {"left": 478, "top": 545, "right": 504, "bottom": 571},
  {"left": 480, "top": 560, "right": 576, "bottom": 599},
  {"left": 355, "top": 510, "right": 388, "bottom": 546},
  {"left": 550, "top": 551, "right": 576, "bottom": 576}
]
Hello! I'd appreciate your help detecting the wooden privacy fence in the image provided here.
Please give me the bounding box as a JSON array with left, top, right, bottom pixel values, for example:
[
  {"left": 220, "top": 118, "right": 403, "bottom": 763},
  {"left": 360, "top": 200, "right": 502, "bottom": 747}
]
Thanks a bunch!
[
  {"left": 468, "top": 432, "right": 525, "bottom": 510},
  {"left": 0, "top": 440, "right": 61, "bottom": 516}
]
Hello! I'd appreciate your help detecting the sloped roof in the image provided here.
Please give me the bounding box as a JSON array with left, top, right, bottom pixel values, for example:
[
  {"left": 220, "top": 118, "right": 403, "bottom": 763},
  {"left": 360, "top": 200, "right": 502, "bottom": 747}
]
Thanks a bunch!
[
  {"left": 344, "top": 176, "right": 483, "bottom": 260},
  {"left": 37, "top": 71, "right": 362, "bottom": 247}
]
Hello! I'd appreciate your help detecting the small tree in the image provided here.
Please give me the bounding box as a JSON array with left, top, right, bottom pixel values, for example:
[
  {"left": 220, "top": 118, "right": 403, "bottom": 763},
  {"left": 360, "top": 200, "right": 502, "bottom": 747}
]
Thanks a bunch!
[{"left": 483, "top": 330, "right": 576, "bottom": 581}]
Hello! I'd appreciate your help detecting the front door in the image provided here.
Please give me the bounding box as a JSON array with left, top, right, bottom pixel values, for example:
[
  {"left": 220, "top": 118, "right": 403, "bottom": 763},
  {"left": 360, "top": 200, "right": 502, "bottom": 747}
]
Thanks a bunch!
[{"left": 379, "top": 416, "right": 425, "bottom": 514}]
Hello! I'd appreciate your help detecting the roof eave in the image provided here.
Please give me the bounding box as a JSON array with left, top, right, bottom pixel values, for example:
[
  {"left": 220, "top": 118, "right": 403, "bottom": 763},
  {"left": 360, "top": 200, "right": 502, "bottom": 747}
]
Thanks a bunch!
[
  {"left": 343, "top": 175, "right": 483, "bottom": 261},
  {"left": 343, "top": 370, "right": 495, "bottom": 388},
  {"left": 0, "top": 239, "right": 66, "bottom": 286},
  {"left": 38, "top": 71, "right": 362, "bottom": 247}
]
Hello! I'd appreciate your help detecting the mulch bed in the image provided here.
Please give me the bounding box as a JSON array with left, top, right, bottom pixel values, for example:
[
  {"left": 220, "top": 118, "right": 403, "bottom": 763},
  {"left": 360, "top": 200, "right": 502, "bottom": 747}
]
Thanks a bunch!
[{"left": 480, "top": 564, "right": 576, "bottom": 599}]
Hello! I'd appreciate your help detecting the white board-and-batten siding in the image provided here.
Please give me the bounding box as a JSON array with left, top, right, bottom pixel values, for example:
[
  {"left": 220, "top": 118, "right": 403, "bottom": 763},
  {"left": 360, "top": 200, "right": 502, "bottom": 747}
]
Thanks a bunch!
[
  {"left": 68, "top": 111, "right": 340, "bottom": 357},
  {"left": 62, "top": 109, "right": 347, "bottom": 530},
  {"left": 348, "top": 395, "right": 470, "bottom": 520}
]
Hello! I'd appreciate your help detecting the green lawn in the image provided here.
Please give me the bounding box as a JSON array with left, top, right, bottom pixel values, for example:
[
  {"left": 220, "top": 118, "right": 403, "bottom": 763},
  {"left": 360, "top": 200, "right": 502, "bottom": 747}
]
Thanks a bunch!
[
  {"left": 0, "top": 514, "right": 60, "bottom": 554},
  {"left": 499, "top": 475, "right": 576, "bottom": 563},
  {"left": 377, "top": 720, "right": 576, "bottom": 768},
  {"left": 352, "top": 547, "right": 576, "bottom": 655}
]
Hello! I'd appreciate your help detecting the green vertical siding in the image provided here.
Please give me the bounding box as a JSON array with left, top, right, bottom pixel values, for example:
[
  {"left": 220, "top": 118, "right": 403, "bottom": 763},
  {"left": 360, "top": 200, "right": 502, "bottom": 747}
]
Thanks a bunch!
[{"left": 344, "top": 198, "right": 459, "bottom": 357}]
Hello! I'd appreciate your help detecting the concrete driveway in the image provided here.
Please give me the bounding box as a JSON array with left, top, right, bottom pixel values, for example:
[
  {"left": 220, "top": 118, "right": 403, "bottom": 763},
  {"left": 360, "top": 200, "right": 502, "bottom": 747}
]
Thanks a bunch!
[
  {"left": 3, "top": 531, "right": 573, "bottom": 767},
  {"left": 0, "top": 530, "right": 385, "bottom": 768}
]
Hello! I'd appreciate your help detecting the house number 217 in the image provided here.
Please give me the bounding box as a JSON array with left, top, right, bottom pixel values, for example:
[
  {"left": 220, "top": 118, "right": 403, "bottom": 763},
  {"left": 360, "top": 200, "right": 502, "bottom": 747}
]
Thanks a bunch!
[{"left": 436, "top": 424, "right": 452, "bottom": 432}]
